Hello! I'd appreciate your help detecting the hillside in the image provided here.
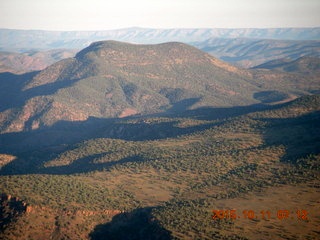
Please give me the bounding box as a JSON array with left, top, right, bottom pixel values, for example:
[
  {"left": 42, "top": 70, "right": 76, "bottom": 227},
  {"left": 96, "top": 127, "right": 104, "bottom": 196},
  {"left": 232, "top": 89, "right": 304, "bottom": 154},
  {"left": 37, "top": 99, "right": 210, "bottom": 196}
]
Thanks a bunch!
[
  {"left": 0, "top": 94, "right": 319, "bottom": 239},
  {"left": 1, "top": 40, "right": 319, "bottom": 136},
  {"left": 0, "top": 49, "right": 77, "bottom": 73},
  {"left": 253, "top": 56, "right": 320, "bottom": 74},
  {"left": 0, "top": 40, "right": 259, "bottom": 134}
]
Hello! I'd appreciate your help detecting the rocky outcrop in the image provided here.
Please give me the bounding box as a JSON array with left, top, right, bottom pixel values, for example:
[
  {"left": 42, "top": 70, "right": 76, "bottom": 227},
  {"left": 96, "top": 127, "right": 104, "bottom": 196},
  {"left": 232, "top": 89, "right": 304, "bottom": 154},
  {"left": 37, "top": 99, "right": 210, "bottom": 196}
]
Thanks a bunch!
[{"left": 0, "top": 193, "right": 31, "bottom": 231}]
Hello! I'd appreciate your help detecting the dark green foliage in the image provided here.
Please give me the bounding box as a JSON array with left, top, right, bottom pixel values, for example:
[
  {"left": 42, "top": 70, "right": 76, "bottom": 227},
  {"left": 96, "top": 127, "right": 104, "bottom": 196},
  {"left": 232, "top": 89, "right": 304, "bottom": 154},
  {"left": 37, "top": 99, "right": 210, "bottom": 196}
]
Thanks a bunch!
[{"left": 0, "top": 174, "right": 139, "bottom": 211}]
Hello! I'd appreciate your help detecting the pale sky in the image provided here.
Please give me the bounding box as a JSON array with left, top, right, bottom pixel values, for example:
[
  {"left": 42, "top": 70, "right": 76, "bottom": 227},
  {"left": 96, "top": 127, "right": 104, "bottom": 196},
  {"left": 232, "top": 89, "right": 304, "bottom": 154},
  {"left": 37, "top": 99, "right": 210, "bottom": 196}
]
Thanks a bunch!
[{"left": 0, "top": 0, "right": 319, "bottom": 31}]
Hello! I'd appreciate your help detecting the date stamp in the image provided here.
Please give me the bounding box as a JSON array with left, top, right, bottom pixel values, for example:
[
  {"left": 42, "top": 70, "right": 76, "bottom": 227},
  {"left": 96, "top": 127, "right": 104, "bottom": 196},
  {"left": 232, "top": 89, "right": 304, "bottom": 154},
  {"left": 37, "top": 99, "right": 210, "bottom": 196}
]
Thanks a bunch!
[{"left": 212, "top": 209, "right": 308, "bottom": 221}]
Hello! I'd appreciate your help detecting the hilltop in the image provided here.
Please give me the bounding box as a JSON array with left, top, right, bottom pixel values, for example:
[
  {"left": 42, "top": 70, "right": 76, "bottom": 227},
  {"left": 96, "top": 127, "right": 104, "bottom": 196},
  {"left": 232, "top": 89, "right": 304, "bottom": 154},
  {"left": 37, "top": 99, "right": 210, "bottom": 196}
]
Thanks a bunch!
[
  {"left": 1, "top": 28, "right": 319, "bottom": 72},
  {"left": 0, "top": 40, "right": 259, "bottom": 134},
  {"left": 1, "top": 40, "right": 318, "bottom": 136}
]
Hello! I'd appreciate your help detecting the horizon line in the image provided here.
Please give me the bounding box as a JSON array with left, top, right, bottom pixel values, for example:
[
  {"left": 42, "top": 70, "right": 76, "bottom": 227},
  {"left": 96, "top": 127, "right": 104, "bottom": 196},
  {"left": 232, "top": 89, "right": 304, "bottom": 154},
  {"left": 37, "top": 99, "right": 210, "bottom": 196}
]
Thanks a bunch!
[{"left": 1, "top": 26, "right": 320, "bottom": 32}]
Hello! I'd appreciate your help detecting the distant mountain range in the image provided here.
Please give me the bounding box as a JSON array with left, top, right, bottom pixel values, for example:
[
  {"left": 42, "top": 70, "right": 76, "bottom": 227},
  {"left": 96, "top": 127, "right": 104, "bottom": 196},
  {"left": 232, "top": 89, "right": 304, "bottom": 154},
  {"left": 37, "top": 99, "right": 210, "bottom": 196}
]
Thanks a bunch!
[
  {"left": 193, "top": 38, "right": 320, "bottom": 68},
  {"left": 1, "top": 28, "right": 319, "bottom": 72},
  {"left": 1, "top": 27, "right": 320, "bottom": 51},
  {"left": 0, "top": 49, "right": 78, "bottom": 73},
  {"left": 1, "top": 39, "right": 319, "bottom": 73}
]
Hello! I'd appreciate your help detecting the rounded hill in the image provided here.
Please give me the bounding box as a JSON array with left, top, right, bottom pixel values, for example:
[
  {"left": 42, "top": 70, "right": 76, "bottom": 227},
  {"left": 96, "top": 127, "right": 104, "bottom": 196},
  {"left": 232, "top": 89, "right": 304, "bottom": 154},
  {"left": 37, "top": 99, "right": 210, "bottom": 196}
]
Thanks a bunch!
[{"left": 0, "top": 40, "right": 289, "bottom": 133}]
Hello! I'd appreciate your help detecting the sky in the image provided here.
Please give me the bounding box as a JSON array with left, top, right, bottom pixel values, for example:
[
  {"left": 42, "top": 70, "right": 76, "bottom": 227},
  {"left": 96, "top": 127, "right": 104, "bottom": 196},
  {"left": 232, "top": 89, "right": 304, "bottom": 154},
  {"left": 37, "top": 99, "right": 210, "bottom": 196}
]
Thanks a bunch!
[{"left": 0, "top": 0, "right": 319, "bottom": 31}]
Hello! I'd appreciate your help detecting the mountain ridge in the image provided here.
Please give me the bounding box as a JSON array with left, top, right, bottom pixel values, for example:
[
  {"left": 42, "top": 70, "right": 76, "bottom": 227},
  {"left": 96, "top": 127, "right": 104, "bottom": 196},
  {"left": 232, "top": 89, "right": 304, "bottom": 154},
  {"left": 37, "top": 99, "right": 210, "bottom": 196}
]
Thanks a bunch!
[
  {"left": 0, "top": 40, "right": 259, "bottom": 133},
  {"left": 253, "top": 56, "right": 320, "bottom": 74},
  {"left": 194, "top": 38, "right": 320, "bottom": 68},
  {"left": 0, "top": 40, "right": 319, "bottom": 136},
  {"left": 0, "top": 49, "right": 78, "bottom": 73},
  {"left": 1, "top": 27, "right": 320, "bottom": 51}
]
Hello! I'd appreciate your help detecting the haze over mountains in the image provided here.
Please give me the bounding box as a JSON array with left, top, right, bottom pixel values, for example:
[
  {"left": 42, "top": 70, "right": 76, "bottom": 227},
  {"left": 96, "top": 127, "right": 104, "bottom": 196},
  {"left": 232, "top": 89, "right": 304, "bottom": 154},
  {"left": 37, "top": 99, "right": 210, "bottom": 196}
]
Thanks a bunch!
[
  {"left": 0, "top": 49, "right": 78, "bottom": 73},
  {"left": 1, "top": 27, "right": 320, "bottom": 51},
  {"left": 1, "top": 27, "right": 320, "bottom": 72},
  {"left": 194, "top": 38, "right": 320, "bottom": 68}
]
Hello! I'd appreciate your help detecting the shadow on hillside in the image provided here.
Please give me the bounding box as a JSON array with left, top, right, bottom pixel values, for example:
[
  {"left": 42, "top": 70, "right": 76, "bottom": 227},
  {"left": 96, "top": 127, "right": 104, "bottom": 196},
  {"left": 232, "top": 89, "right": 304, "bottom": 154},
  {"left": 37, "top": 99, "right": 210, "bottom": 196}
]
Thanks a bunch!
[
  {"left": 0, "top": 71, "right": 38, "bottom": 111},
  {"left": 41, "top": 155, "right": 143, "bottom": 175},
  {"left": 261, "top": 111, "right": 320, "bottom": 163},
  {"left": 0, "top": 102, "right": 283, "bottom": 175},
  {"left": 89, "top": 207, "right": 172, "bottom": 240},
  {"left": 168, "top": 102, "right": 269, "bottom": 120},
  {"left": 0, "top": 101, "right": 272, "bottom": 152},
  {"left": 0, "top": 116, "right": 216, "bottom": 175},
  {"left": 0, "top": 71, "right": 80, "bottom": 112},
  {"left": 165, "top": 98, "right": 200, "bottom": 113},
  {"left": 253, "top": 90, "right": 289, "bottom": 104}
]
